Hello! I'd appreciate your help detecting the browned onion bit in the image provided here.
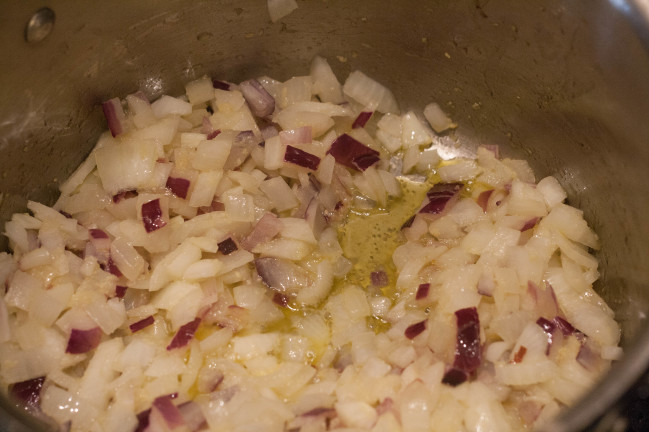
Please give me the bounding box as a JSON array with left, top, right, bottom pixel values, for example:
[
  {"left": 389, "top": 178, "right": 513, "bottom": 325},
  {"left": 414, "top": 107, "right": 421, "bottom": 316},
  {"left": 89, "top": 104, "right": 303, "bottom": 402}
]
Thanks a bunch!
[
  {"left": 513, "top": 346, "right": 527, "bottom": 363},
  {"left": 141, "top": 198, "right": 167, "bottom": 233}
]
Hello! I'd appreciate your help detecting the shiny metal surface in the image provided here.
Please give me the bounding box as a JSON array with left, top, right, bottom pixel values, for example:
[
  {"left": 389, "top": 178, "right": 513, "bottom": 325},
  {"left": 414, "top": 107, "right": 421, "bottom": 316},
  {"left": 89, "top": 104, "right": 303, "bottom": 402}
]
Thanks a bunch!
[{"left": 1, "top": 0, "right": 649, "bottom": 430}]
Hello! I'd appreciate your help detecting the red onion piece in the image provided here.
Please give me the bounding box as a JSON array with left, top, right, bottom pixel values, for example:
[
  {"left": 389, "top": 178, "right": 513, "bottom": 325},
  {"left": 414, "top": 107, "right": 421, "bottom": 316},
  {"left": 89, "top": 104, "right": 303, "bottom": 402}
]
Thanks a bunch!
[
  {"left": 302, "top": 407, "right": 337, "bottom": 418},
  {"left": 284, "top": 145, "right": 321, "bottom": 170},
  {"left": 576, "top": 343, "right": 600, "bottom": 371},
  {"left": 59, "top": 210, "right": 73, "bottom": 219},
  {"left": 112, "top": 189, "right": 138, "bottom": 204},
  {"left": 217, "top": 237, "right": 238, "bottom": 255},
  {"left": 513, "top": 346, "right": 527, "bottom": 363},
  {"left": 441, "top": 367, "right": 468, "bottom": 387},
  {"left": 212, "top": 79, "right": 231, "bottom": 90},
  {"left": 527, "top": 281, "right": 558, "bottom": 320},
  {"left": 197, "top": 368, "right": 224, "bottom": 394},
  {"left": 477, "top": 189, "right": 493, "bottom": 212},
  {"left": 401, "top": 215, "right": 416, "bottom": 230},
  {"left": 241, "top": 213, "right": 282, "bottom": 251},
  {"left": 370, "top": 270, "right": 388, "bottom": 287},
  {"left": 115, "top": 285, "right": 128, "bottom": 298},
  {"left": 239, "top": 79, "right": 275, "bottom": 117},
  {"left": 66, "top": 327, "right": 102, "bottom": 354},
  {"left": 102, "top": 257, "right": 123, "bottom": 277},
  {"left": 167, "top": 318, "right": 201, "bottom": 350},
  {"left": 279, "top": 126, "right": 312, "bottom": 146},
  {"left": 135, "top": 409, "right": 151, "bottom": 432},
  {"left": 453, "top": 307, "right": 481, "bottom": 374},
  {"left": 152, "top": 394, "right": 185, "bottom": 429},
  {"left": 9, "top": 376, "right": 45, "bottom": 412},
  {"left": 419, "top": 182, "right": 463, "bottom": 215},
  {"left": 477, "top": 274, "right": 495, "bottom": 297},
  {"left": 520, "top": 217, "right": 539, "bottom": 232},
  {"left": 416, "top": 283, "right": 430, "bottom": 300},
  {"left": 142, "top": 199, "right": 167, "bottom": 233},
  {"left": 553, "top": 316, "right": 576, "bottom": 336},
  {"left": 207, "top": 129, "right": 221, "bottom": 140},
  {"left": 254, "top": 257, "right": 310, "bottom": 292},
  {"left": 272, "top": 291, "right": 289, "bottom": 307},
  {"left": 427, "top": 182, "right": 463, "bottom": 199},
  {"left": 201, "top": 116, "right": 215, "bottom": 135},
  {"left": 198, "top": 200, "right": 225, "bottom": 215},
  {"left": 130, "top": 315, "right": 155, "bottom": 333},
  {"left": 376, "top": 397, "right": 394, "bottom": 416},
  {"left": 518, "top": 400, "right": 543, "bottom": 426},
  {"left": 178, "top": 401, "right": 207, "bottom": 432},
  {"left": 261, "top": 124, "right": 279, "bottom": 140},
  {"left": 326, "top": 133, "right": 380, "bottom": 171},
  {"left": 352, "top": 111, "right": 373, "bottom": 129},
  {"left": 102, "top": 97, "right": 128, "bottom": 137},
  {"left": 405, "top": 320, "right": 427, "bottom": 339},
  {"left": 223, "top": 131, "right": 261, "bottom": 171},
  {"left": 166, "top": 177, "right": 191, "bottom": 199},
  {"left": 89, "top": 228, "right": 109, "bottom": 239}
]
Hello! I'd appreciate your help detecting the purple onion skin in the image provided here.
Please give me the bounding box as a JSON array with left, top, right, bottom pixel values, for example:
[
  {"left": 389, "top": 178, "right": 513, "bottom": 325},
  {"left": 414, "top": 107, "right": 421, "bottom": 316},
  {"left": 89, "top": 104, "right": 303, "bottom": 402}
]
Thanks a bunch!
[
  {"left": 217, "top": 237, "right": 238, "bottom": 255},
  {"left": 415, "top": 283, "right": 430, "bottom": 300},
  {"left": 453, "top": 307, "right": 481, "bottom": 374},
  {"left": 142, "top": 198, "right": 167, "bottom": 233},
  {"left": 405, "top": 320, "right": 427, "bottom": 339},
  {"left": 239, "top": 79, "right": 275, "bottom": 118},
  {"left": 9, "top": 376, "right": 46, "bottom": 412},
  {"left": 89, "top": 228, "right": 109, "bottom": 239},
  {"left": 153, "top": 394, "right": 185, "bottom": 428},
  {"left": 66, "top": 327, "right": 102, "bottom": 354},
  {"left": 166, "top": 177, "right": 191, "bottom": 199},
  {"left": 284, "top": 145, "right": 321, "bottom": 170},
  {"left": 326, "top": 134, "right": 380, "bottom": 171},
  {"left": 130, "top": 315, "right": 155, "bottom": 333},
  {"left": 441, "top": 368, "right": 468, "bottom": 387},
  {"left": 167, "top": 318, "right": 201, "bottom": 350},
  {"left": 352, "top": 111, "right": 373, "bottom": 129}
]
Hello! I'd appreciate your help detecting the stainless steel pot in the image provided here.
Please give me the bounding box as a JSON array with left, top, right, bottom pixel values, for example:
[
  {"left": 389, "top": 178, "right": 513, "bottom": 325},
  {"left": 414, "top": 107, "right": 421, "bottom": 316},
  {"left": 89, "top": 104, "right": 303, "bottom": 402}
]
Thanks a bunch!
[{"left": 2, "top": 1, "right": 649, "bottom": 430}]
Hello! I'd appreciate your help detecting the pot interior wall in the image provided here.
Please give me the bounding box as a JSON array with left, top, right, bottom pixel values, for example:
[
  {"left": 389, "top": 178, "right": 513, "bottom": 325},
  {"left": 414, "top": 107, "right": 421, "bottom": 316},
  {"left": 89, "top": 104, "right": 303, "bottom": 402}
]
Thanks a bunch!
[{"left": 1, "top": 0, "right": 649, "bottom": 430}]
